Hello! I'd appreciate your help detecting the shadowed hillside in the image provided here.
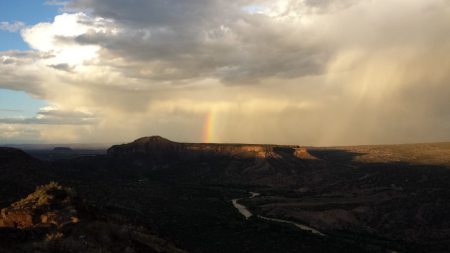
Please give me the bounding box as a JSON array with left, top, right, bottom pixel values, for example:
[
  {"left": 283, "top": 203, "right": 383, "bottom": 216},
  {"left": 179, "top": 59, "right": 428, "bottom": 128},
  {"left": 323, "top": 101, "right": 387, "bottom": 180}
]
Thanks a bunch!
[
  {"left": 0, "top": 182, "right": 187, "bottom": 253},
  {"left": 1, "top": 137, "right": 450, "bottom": 252}
]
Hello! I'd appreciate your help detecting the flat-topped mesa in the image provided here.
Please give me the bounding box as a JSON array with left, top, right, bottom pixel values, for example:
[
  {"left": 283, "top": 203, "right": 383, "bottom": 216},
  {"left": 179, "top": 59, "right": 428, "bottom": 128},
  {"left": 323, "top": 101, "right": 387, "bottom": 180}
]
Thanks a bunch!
[
  {"left": 107, "top": 136, "right": 185, "bottom": 158},
  {"left": 133, "top": 136, "right": 175, "bottom": 146},
  {"left": 107, "top": 136, "right": 315, "bottom": 160}
]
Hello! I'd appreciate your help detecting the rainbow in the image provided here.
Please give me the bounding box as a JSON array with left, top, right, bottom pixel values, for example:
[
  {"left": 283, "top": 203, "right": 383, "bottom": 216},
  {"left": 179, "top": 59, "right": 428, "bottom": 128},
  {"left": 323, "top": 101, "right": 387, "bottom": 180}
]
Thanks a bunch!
[{"left": 202, "top": 111, "right": 215, "bottom": 143}]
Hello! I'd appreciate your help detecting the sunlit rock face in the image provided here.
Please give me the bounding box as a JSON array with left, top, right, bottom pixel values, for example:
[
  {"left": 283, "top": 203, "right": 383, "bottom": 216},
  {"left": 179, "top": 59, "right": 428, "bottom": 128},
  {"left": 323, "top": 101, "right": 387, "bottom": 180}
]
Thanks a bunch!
[
  {"left": 294, "top": 147, "right": 317, "bottom": 160},
  {"left": 0, "top": 183, "right": 79, "bottom": 229},
  {"left": 107, "top": 136, "right": 313, "bottom": 160}
]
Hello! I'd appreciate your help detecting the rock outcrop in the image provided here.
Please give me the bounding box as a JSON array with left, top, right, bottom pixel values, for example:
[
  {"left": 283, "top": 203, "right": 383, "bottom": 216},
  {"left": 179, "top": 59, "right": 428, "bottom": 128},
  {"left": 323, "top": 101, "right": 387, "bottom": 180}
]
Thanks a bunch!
[
  {"left": 0, "top": 182, "right": 188, "bottom": 253},
  {"left": 107, "top": 136, "right": 312, "bottom": 160},
  {"left": 0, "top": 182, "right": 79, "bottom": 229}
]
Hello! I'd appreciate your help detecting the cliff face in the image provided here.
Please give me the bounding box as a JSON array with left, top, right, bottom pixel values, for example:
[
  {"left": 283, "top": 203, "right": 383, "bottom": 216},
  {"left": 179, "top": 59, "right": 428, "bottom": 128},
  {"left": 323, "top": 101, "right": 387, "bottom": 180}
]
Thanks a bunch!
[{"left": 107, "top": 136, "right": 310, "bottom": 160}]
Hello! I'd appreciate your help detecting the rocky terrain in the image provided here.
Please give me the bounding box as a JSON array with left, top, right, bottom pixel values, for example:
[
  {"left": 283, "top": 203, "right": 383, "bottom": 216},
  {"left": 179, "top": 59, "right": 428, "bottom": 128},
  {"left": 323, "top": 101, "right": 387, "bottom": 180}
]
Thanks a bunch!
[
  {"left": 1, "top": 137, "right": 450, "bottom": 252},
  {"left": 0, "top": 182, "right": 186, "bottom": 253},
  {"left": 0, "top": 182, "right": 80, "bottom": 229}
]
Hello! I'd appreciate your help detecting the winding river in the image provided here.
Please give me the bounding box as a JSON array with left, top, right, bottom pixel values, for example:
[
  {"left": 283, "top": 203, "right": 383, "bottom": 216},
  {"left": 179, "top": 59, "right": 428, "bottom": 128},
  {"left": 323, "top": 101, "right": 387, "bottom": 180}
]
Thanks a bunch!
[
  {"left": 232, "top": 193, "right": 404, "bottom": 253},
  {"left": 231, "top": 192, "right": 325, "bottom": 236}
]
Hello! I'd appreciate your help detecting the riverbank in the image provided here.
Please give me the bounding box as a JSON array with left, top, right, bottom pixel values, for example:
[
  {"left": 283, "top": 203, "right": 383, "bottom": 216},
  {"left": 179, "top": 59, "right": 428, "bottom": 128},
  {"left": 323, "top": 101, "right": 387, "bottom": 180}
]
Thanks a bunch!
[{"left": 231, "top": 192, "right": 325, "bottom": 236}]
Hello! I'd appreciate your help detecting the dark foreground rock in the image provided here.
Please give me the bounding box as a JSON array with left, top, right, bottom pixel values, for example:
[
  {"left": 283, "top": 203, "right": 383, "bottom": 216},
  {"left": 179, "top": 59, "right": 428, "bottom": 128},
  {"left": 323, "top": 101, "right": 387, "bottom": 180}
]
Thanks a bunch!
[{"left": 0, "top": 182, "right": 187, "bottom": 253}]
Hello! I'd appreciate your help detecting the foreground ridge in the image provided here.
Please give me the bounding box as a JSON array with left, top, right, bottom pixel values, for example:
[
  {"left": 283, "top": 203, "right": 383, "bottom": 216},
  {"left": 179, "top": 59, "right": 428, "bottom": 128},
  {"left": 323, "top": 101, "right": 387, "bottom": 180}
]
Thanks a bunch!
[{"left": 0, "top": 182, "right": 187, "bottom": 253}]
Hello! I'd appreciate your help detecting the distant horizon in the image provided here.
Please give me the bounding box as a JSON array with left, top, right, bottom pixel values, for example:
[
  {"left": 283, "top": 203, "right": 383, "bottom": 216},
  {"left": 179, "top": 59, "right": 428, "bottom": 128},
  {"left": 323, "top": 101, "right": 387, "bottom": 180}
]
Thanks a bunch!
[{"left": 2, "top": 135, "right": 450, "bottom": 149}]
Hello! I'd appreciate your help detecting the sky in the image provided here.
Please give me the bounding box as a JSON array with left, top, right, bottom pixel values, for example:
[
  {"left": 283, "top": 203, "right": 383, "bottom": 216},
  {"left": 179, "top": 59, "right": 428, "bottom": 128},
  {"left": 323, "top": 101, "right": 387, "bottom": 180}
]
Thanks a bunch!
[{"left": 0, "top": 0, "right": 449, "bottom": 145}]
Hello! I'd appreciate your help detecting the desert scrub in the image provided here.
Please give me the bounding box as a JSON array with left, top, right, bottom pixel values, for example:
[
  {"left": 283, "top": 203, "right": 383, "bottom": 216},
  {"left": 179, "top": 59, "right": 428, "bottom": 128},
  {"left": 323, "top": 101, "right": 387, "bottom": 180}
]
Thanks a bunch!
[
  {"left": 46, "top": 232, "right": 64, "bottom": 241},
  {"left": 11, "top": 182, "right": 76, "bottom": 210}
]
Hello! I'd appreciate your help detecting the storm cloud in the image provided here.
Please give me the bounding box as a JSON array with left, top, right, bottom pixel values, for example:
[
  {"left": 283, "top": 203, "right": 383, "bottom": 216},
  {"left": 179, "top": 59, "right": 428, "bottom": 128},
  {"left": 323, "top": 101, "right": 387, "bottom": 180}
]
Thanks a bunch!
[{"left": 0, "top": 0, "right": 449, "bottom": 145}]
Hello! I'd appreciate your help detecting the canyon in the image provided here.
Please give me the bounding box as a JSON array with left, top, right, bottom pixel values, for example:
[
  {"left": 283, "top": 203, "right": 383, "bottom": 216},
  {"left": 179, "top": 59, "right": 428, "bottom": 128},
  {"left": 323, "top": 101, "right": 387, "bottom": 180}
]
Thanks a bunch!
[{"left": 1, "top": 137, "right": 450, "bottom": 252}]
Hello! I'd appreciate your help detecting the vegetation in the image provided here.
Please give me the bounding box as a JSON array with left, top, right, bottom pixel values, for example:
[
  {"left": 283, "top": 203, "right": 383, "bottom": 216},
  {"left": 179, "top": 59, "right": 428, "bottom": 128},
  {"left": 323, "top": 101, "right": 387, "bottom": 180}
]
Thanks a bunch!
[
  {"left": 2, "top": 140, "right": 450, "bottom": 252},
  {"left": 11, "top": 182, "right": 75, "bottom": 210}
]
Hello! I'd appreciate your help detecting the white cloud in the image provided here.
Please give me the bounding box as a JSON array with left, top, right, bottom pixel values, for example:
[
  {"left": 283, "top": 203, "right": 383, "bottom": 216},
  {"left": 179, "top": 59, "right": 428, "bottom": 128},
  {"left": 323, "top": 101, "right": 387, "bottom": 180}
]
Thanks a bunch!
[
  {"left": 0, "top": 125, "right": 41, "bottom": 143},
  {"left": 21, "top": 13, "right": 101, "bottom": 65},
  {"left": 0, "top": 21, "right": 26, "bottom": 32},
  {"left": 0, "top": 106, "right": 97, "bottom": 125},
  {"left": 0, "top": 0, "right": 450, "bottom": 145}
]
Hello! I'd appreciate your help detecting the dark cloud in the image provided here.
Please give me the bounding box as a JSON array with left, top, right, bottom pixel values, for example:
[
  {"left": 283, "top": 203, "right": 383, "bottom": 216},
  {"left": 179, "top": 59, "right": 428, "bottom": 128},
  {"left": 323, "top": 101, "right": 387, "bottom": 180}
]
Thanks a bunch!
[
  {"left": 67, "top": 0, "right": 332, "bottom": 84},
  {"left": 68, "top": 0, "right": 238, "bottom": 27},
  {"left": 48, "top": 63, "right": 73, "bottom": 72}
]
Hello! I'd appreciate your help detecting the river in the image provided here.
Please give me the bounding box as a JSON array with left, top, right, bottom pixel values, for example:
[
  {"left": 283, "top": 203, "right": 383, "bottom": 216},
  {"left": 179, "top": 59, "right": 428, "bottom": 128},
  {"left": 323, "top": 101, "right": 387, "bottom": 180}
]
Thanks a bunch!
[{"left": 231, "top": 192, "right": 325, "bottom": 236}]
